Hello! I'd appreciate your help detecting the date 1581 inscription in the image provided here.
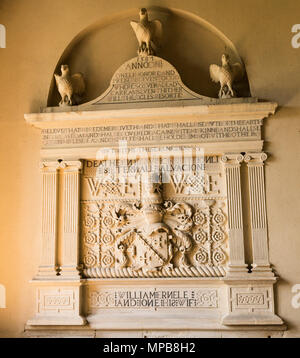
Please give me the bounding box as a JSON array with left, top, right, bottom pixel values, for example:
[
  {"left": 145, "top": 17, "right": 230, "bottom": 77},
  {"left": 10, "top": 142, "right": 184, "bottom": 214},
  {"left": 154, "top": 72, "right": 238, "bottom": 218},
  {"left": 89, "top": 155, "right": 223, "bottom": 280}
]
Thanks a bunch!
[{"left": 95, "top": 56, "right": 199, "bottom": 104}]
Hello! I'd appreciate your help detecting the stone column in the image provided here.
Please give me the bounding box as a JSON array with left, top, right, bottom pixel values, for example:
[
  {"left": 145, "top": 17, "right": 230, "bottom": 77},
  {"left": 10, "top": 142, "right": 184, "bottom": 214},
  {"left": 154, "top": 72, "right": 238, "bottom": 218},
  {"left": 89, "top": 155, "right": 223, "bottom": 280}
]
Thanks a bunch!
[
  {"left": 244, "top": 153, "right": 273, "bottom": 276},
  {"left": 221, "top": 154, "right": 248, "bottom": 276},
  {"left": 59, "top": 161, "right": 82, "bottom": 279},
  {"left": 35, "top": 162, "right": 59, "bottom": 279}
]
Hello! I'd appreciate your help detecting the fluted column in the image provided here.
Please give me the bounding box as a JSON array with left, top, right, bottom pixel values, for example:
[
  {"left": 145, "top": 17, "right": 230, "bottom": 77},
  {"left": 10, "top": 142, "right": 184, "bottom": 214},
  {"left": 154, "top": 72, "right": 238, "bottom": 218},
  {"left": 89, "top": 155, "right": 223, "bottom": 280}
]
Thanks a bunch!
[
  {"left": 221, "top": 154, "right": 248, "bottom": 276},
  {"left": 244, "top": 153, "right": 273, "bottom": 276},
  {"left": 35, "top": 161, "right": 59, "bottom": 279},
  {"left": 59, "top": 161, "right": 82, "bottom": 279}
]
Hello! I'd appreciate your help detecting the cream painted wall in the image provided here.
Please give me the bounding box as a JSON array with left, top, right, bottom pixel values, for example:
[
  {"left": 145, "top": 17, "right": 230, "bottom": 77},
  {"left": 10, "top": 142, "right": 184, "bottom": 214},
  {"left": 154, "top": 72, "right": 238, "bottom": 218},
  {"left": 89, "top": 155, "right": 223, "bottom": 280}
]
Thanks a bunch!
[{"left": 0, "top": 0, "right": 299, "bottom": 337}]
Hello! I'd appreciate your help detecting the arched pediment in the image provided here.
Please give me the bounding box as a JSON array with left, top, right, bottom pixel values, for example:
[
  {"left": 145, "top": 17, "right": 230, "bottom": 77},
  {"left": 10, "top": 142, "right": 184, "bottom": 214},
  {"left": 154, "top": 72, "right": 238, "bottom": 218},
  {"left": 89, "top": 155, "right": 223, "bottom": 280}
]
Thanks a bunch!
[{"left": 47, "top": 7, "right": 251, "bottom": 107}]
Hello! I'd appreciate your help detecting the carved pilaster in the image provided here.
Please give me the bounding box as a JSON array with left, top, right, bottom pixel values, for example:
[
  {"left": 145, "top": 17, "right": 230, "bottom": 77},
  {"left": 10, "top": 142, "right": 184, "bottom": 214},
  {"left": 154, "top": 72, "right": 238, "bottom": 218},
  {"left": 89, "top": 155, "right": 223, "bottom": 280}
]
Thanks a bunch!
[
  {"left": 221, "top": 154, "right": 248, "bottom": 276},
  {"left": 35, "top": 162, "right": 59, "bottom": 279},
  {"left": 59, "top": 161, "right": 82, "bottom": 279},
  {"left": 244, "top": 153, "right": 273, "bottom": 276}
]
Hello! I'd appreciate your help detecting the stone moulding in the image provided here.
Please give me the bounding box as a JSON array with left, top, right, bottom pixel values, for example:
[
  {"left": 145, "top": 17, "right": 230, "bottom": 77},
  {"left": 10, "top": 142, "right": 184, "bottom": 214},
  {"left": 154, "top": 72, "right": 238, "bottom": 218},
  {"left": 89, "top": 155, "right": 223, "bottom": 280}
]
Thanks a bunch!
[
  {"left": 25, "top": 100, "right": 276, "bottom": 129},
  {"left": 24, "top": 101, "right": 277, "bottom": 160},
  {"left": 83, "top": 265, "right": 227, "bottom": 278}
]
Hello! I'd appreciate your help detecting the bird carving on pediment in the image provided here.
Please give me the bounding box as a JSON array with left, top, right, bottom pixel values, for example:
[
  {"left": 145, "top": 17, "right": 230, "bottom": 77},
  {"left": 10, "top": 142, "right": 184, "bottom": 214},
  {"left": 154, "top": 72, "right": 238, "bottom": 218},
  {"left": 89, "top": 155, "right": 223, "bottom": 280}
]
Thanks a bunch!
[
  {"left": 54, "top": 64, "right": 85, "bottom": 106},
  {"left": 209, "top": 54, "right": 245, "bottom": 98},
  {"left": 130, "top": 8, "right": 163, "bottom": 56}
]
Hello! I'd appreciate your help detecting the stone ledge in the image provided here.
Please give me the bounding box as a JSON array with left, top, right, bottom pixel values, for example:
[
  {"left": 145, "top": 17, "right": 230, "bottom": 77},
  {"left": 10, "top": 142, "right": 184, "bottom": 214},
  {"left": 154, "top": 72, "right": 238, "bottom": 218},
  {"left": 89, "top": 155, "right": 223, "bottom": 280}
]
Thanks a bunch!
[{"left": 25, "top": 100, "right": 277, "bottom": 130}]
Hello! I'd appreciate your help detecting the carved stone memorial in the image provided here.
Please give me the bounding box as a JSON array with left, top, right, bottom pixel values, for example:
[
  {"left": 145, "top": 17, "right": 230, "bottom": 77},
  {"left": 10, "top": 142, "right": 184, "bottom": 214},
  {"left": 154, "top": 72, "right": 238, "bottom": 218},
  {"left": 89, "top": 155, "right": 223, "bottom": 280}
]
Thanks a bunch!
[{"left": 24, "top": 11, "right": 284, "bottom": 336}]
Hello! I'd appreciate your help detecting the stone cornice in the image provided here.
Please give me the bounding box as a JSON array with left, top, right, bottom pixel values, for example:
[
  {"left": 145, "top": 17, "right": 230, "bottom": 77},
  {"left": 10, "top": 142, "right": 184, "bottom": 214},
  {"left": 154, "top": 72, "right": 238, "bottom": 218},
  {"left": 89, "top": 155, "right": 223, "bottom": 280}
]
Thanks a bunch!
[{"left": 25, "top": 100, "right": 277, "bottom": 130}]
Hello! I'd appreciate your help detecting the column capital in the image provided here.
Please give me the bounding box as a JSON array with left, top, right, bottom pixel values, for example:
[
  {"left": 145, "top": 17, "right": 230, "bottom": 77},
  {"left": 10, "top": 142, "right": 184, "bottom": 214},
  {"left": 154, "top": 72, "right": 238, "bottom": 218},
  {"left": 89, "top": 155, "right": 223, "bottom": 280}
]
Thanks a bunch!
[
  {"left": 221, "top": 153, "right": 244, "bottom": 165},
  {"left": 58, "top": 160, "right": 82, "bottom": 172},
  {"left": 244, "top": 152, "right": 267, "bottom": 165},
  {"left": 39, "top": 161, "right": 60, "bottom": 172}
]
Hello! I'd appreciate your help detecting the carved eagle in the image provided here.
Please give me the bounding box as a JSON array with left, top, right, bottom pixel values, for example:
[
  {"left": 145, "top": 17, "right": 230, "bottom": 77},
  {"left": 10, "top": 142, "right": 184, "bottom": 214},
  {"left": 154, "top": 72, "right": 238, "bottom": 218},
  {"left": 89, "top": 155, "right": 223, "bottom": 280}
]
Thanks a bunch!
[
  {"left": 209, "top": 54, "right": 244, "bottom": 98},
  {"left": 54, "top": 64, "right": 85, "bottom": 106},
  {"left": 130, "top": 8, "right": 163, "bottom": 56}
]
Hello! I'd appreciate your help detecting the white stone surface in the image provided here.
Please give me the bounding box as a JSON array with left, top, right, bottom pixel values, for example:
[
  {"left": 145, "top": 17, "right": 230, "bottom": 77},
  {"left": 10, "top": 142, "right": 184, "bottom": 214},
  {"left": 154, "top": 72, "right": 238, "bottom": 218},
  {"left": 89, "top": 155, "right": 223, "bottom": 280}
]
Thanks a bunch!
[{"left": 24, "top": 56, "right": 283, "bottom": 336}]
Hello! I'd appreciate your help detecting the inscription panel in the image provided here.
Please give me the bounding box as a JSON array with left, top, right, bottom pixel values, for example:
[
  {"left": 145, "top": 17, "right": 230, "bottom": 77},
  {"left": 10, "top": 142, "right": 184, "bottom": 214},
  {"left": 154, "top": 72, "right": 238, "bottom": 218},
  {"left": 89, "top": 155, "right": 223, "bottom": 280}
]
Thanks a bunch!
[
  {"left": 37, "top": 288, "right": 76, "bottom": 314},
  {"left": 97, "top": 56, "right": 196, "bottom": 104},
  {"left": 41, "top": 119, "right": 262, "bottom": 148},
  {"left": 89, "top": 288, "right": 218, "bottom": 310},
  {"left": 229, "top": 287, "right": 272, "bottom": 313}
]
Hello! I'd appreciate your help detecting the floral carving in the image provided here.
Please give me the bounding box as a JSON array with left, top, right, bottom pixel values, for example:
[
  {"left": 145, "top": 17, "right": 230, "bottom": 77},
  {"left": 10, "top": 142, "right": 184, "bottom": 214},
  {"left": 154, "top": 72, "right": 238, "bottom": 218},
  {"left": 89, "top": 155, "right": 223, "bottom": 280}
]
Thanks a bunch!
[
  {"left": 212, "top": 230, "right": 225, "bottom": 243},
  {"left": 84, "top": 252, "right": 97, "bottom": 267},
  {"left": 85, "top": 232, "right": 97, "bottom": 244},
  {"left": 101, "top": 231, "right": 115, "bottom": 246},
  {"left": 193, "top": 211, "right": 206, "bottom": 226},
  {"left": 101, "top": 251, "right": 115, "bottom": 267},
  {"left": 213, "top": 211, "right": 226, "bottom": 225},
  {"left": 81, "top": 178, "right": 228, "bottom": 277},
  {"left": 195, "top": 249, "right": 208, "bottom": 264},
  {"left": 102, "top": 216, "right": 115, "bottom": 227},
  {"left": 194, "top": 229, "right": 207, "bottom": 244},
  {"left": 213, "top": 249, "right": 226, "bottom": 264},
  {"left": 90, "top": 292, "right": 115, "bottom": 307},
  {"left": 191, "top": 201, "right": 227, "bottom": 267},
  {"left": 85, "top": 215, "right": 97, "bottom": 228}
]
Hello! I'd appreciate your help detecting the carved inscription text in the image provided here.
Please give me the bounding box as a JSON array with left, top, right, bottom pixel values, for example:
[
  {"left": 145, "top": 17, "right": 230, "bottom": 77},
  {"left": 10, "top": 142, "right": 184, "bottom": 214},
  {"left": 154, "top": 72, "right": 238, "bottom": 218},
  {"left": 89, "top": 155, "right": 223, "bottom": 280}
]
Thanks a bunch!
[{"left": 90, "top": 288, "right": 218, "bottom": 309}]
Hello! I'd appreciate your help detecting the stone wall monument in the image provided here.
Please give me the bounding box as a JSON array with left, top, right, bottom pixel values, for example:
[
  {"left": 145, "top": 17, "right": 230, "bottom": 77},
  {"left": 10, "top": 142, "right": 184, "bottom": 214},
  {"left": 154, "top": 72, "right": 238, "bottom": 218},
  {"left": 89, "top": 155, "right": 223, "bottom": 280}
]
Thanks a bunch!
[{"left": 24, "top": 9, "right": 285, "bottom": 337}]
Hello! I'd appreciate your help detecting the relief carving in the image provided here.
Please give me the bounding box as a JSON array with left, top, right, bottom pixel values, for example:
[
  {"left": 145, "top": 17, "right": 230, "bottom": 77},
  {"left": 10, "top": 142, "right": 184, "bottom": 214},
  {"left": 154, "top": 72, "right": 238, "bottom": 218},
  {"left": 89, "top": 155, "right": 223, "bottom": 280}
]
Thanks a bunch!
[
  {"left": 81, "top": 158, "right": 228, "bottom": 278},
  {"left": 209, "top": 54, "right": 245, "bottom": 98},
  {"left": 54, "top": 65, "right": 85, "bottom": 106},
  {"left": 130, "top": 8, "right": 163, "bottom": 56}
]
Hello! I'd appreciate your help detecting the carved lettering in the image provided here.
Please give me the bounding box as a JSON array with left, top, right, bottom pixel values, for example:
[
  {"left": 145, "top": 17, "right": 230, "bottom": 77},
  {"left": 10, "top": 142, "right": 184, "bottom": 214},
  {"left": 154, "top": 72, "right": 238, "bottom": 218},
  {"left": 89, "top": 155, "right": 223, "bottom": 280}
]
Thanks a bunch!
[
  {"left": 42, "top": 120, "right": 262, "bottom": 148},
  {"left": 90, "top": 289, "right": 218, "bottom": 308}
]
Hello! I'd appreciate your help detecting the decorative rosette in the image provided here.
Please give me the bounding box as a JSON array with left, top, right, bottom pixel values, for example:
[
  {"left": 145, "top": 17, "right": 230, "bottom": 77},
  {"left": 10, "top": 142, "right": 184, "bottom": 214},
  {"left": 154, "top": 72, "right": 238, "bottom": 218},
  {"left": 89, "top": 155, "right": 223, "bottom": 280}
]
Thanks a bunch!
[
  {"left": 194, "top": 249, "right": 208, "bottom": 264},
  {"left": 193, "top": 210, "right": 206, "bottom": 226},
  {"left": 102, "top": 215, "right": 115, "bottom": 227},
  {"left": 194, "top": 229, "right": 207, "bottom": 244},
  {"left": 213, "top": 210, "right": 226, "bottom": 225},
  {"left": 213, "top": 249, "right": 226, "bottom": 265},
  {"left": 85, "top": 231, "right": 97, "bottom": 244},
  {"left": 85, "top": 215, "right": 98, "bottom": 228},
  {"left": 83, "top": 252, "right": 97, "bottom": 267},
  {"left": 212, "top": 230, "right": 225, "bottom": 243},
  {"left": 101, "top": 251, "right": 115, "bottom": 267},
  {"left": 101, "top": 231, "right": 115, "bottom": 246}
]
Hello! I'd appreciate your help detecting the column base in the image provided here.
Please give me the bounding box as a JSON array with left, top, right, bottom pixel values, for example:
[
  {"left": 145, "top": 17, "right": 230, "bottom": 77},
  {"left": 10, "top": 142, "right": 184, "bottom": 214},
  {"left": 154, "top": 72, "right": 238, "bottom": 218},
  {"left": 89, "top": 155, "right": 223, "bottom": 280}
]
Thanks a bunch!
[
  {"left": 222, "top": 313, "right": 283, "bottom": 326},
  {"left": 28, "top": 280, "right": 86, "bottom": 327},
  {"left": 34, "top": 266, "right": 59, "bottom": 280},
  {"left": 59, "top": 265, "right": 81, "bottom": 279},
  {"left": 251, "top": 264, "right": 274, "bottom": 277},
  {"left": 225, "top": 264, "right": 249, "bottom": 278},
  {"left": 27, "top": 315, "right": 86, "bottom": 326},
  {"left": 223, "top": 277, "right": 283, "bottom": 326}
]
